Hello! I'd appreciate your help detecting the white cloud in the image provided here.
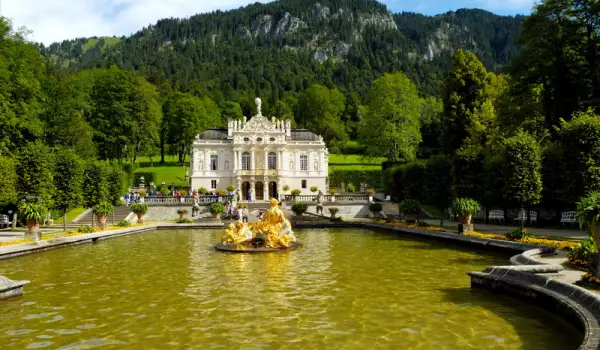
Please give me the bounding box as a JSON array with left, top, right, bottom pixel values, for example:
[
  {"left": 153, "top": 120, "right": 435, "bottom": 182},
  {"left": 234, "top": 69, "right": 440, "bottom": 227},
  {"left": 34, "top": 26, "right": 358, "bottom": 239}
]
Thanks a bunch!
[
  {"left": 3, "top": 0, "right": 271, "bottom": 45},
  {"left": 476, "top": 0, "right": 536, "bottom": 12}
]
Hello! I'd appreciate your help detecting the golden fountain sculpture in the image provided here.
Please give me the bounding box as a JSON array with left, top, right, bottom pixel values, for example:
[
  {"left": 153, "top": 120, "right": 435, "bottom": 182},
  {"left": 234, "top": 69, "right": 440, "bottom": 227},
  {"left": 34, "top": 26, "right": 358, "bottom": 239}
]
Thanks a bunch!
[{"left": 218, "top": 198, "right": 300, "bottom": 252}]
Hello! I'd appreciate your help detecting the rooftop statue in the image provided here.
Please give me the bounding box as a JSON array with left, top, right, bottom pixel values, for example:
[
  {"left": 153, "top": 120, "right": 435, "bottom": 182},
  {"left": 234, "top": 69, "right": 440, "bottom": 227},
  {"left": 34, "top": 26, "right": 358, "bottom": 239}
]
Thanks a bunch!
[{"left": 218, "top": 198, "right": 299, "bottom": 252}]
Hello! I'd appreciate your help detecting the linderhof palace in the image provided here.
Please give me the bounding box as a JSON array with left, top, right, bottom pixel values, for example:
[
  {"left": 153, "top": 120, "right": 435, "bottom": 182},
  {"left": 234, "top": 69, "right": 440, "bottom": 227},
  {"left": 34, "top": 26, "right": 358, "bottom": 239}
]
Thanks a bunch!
[{"left": 190, "top": 98, "right": 329, "bottom": 201}]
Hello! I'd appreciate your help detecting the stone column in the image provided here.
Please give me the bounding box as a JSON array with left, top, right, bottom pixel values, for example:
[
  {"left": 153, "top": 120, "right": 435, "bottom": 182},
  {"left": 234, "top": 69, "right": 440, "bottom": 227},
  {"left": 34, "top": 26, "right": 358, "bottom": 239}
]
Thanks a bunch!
[
  {"left": 264, "top": 177, "right": 269, "bottom": 199},
  {"left": 264, "top": 149, "right": 268, "bottom": 170},
  {"left": 233, "top": 150, "right": 238, "bottom": 170},
  {"left": 250, "top": 178, "right": 255, "bottom": 201},
  {"left": 279, "top": 150, "right": 283, "bottom": 170},
  {"left": 204, "top": 152, "right": 210, "bottom": 171},
  {"left": 251, "top": 149, "right": 255, "bottom": 170}
]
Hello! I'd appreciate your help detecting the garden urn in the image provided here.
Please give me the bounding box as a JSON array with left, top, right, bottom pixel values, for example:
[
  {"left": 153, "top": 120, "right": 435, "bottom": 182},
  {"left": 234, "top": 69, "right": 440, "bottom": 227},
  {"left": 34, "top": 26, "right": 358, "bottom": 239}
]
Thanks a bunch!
[
  {"left": 136, "top": 213, "right": 144, "bottom": 224},
  {"left": 460, "top": 214, "right": 472, "bottom": 225}
]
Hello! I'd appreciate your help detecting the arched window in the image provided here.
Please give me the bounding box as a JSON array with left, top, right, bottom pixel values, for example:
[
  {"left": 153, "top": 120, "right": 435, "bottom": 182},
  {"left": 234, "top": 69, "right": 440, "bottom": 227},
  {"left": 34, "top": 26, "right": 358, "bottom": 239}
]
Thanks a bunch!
[
  {"left": 225, "top": 161, "right": 230, "bottom": 170},
  {"left": 242, "top": 152, "right": 251, "bottom": 170},
  {"left": 268, "top": 152, "right": 277, "bottom": 170}
]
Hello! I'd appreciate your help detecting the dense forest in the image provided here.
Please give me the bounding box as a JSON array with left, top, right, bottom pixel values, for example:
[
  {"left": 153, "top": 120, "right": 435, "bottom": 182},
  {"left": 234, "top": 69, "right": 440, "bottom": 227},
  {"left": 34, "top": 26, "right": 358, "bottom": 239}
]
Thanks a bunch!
[
  {"left": 1, "top": 0, "right": 600, "bottom": 221},
  {"left": 40, "top": 0, "right": 522, "bottom": 100}
]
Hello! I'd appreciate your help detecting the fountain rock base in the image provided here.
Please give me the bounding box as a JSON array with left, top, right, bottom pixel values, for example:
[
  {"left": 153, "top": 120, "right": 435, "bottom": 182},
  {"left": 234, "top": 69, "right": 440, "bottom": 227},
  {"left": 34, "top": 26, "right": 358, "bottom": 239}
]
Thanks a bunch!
[
  {"left": 0, "top": 276, "right": 30, "bottom": 299},
  {"left": 215, "top": 241, "right": 303, "bottom": 253}
]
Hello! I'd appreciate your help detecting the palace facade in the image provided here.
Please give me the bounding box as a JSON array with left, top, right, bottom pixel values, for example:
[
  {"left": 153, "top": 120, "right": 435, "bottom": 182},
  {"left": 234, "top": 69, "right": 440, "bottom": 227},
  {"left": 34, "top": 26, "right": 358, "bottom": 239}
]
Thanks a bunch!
[{"left": 190, "top": 98, "right": 329, "bottom": 201}]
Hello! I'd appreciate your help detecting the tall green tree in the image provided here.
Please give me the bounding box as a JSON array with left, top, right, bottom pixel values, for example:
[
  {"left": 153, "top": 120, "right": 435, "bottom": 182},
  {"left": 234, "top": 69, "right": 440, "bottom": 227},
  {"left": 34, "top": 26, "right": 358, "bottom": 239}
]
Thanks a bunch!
[
  {"left": 162, "top": 92, "right": 221, "bottom": 164},
  {"left": 53, "top": 148, "right": 84, "bottom": 230},
  {"left": 359, "top": 73, "right": 422, "bottom": 162},
  {"left": 441, "top": 49, "right": 492, "bottom": 154},
  {"left": 0, "top": 17, "right": 46, "bottom": 154},
  {"left": 130, "top": 77, "right": 163, "bottom": 163},
  {"left": 15, "top": 141, "right": 55, "bottom": 207},
  {"left": 500, "top": 132, "right": 543, "bottom": 216},
  {"left": 296, "top": 84, "right": 347, "bottom": 143},
  {"left": 511, "top": 0, "right": 600, "bottom": 132},
  {"left": 82, "top": 162, "right": 109, "bottom": 209},
  {"left": 0, "top": 156, "right": 17, "bottom": 206}
]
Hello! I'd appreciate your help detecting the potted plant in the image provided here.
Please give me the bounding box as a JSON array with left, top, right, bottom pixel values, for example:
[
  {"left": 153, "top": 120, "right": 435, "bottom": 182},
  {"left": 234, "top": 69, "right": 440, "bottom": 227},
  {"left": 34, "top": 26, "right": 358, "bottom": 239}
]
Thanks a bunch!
[
  {"left": 291, "top": 202, "right": 308, "bottom": 216},
  {"left": 138, "top": 190, "right": 147, "bottom": 203},
  {"left": 452, "top": 198, "right": 481, "bottom": 225},
  {"left": 329, "top": 207, "right": 339, "bottom": 219},
  {"left": 346, "top": 184, "right": 356, "bottom": 193},
  {"left": 177, "top": 209, "right": 189, "bottom": 219},
  {"left": 291, "top": 189, "right": 301, "bottom": 198},
  {"left": 216, "top": 189, "right": 228, "bottom": 197},
  {"left": 369, "top": 202, "right": 383, "bottom": 219},
  {"left": 399, "top": 199, "right": 421, "bottom": 224},
  {"left": 131, "top": 203, "right": 148, "bottom": 224},
  {"left": 576, "top": 192, "right": 600, "bottom": 276},
  {"left": 310, "top": 186, "right": 318, "bottom": 193},
  {"left": 198, "top": 187, "right": 207, "bottom": 195},
  {"left": 210, "top": 202, "right": 225, "bottom": 220},
  {"left": 283, "top": 185, "right": 290, "bottom": 193},
  {"left": 93, "top": 201, "right": 114, "bottom": 230},
  {"left": 226, "top": 184, "right": 235, "bottom": 194},
  {"left": 19, "top": 202, "right": 46, "bottom": 241}
]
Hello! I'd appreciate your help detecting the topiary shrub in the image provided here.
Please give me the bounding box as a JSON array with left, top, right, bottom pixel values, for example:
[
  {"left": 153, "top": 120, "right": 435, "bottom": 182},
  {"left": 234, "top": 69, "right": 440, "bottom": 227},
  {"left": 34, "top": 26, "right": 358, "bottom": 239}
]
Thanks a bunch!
[
  {"left": 505, "top": 227, "right": 532, "bottom": 241},
  {"left": 328, "top": 188, "right": 337, "bottom": 195},
  {"left": 138, "top": 190, "right": 147, "bottom": 198},
  {"left": 116, "top": 220, "right": 131, "bottom": 227},
  {"left": 226, "top": 184, "right": 235, "bottom": 192},
  {"left": 180, "top": 189, "right": 188, "bottom": 196},
  {"left": 93, "top": 201, "right": 114, "bottom": 217},
  {"left": 78, "top": 225, "right": 96, "bottom": 233},
  {"left": 198, "top": 187, "right": 207, "bottom": 195},
  {"left": 310, "top": 186, "right": 318, "bottom": 193},
  {"left": 291, "top": 189, "right": 301, "bottom": 196},
  {"left": 291, "top": 202, "right": 308, "bottom": 216},
  {"left": 346, "top": 183, "right": 356, "bottom": 193},
  {"left": 283, "top": 185, "right": 290, "bottom": 191},
  {"left": 177, "top": 209, "right": 189, "bottom": 219},
  {"left": 131, "top": 203, "right": 148, "bottom": 224},
  {"left": 215, "top": 189, "right": 228, "bottom": 196},
  {"left": 210, "top": 202, "right": 225, "bottom": 215}
]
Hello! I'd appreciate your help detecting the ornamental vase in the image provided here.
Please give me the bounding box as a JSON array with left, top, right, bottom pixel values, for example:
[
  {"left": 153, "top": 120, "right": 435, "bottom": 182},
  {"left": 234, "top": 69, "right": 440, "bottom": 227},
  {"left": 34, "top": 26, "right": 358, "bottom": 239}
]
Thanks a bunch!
[
  {"left": 460, "top": 214, "right": 472, "bottom": 225},
  {"left": 136, "top": 213, "right": 144, "bottom": 224}
]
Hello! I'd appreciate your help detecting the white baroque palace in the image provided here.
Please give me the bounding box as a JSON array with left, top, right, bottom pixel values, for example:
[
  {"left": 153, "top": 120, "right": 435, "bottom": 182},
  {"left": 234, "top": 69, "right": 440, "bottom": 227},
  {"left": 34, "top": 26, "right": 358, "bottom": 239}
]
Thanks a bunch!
[{"left": 190, "top": 98, "right": 329, "bottom": 201}]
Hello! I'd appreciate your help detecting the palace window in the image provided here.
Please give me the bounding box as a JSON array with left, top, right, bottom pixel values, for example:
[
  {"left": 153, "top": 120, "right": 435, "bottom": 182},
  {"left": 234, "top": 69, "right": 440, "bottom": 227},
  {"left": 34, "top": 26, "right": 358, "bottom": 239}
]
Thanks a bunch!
[
  {"left": 211, "top": 180, "right": 217, "bottom": 189},
  {"left": 244, "top": 137, "right": 250, "bottom": 142},
  {"left": 302, "top": 180, "right": 307, "bottom": 189},
  {"left": 300, "top": 155, "right": 308, "bottom": 171},
  {"left": 257, "top": 137, "right": 263, "bottom": 142},
  {"left": 270, "top": 137, "right": 275, "bottom": 142},
  {"left": 268, "top": 152, "right": 277, "bottom": 170},
  {"left": 242, "top": 152, "right": 251, "bottom": 170},
  {"left": 210, "top": 155, "right": 218, "bottom": 171}
]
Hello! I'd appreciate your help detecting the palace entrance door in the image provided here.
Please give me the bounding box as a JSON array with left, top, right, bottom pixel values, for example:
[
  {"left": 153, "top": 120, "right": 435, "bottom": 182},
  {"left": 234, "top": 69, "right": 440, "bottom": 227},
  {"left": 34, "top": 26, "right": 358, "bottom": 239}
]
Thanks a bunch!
[
  {"left": 241, "top": 182, "right": 250, "bottom": 200},
  {"left": 255, "top": 182, "right": 264, "bottom": 200},
  {"left": 268, "top": 181, "right": 278, "bottom": 200}
]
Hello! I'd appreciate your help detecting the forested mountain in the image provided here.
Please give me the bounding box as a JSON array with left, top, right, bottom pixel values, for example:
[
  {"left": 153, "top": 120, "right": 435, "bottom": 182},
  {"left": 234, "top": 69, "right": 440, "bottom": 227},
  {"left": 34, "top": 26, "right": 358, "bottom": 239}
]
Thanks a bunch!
[{"left": 39, "top": 0, "right": 523, "bottom": 100}]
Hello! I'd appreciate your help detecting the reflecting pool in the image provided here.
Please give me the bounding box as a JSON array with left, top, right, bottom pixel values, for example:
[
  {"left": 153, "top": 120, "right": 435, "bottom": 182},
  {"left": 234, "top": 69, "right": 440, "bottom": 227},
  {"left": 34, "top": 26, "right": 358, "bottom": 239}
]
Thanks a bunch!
[{"left": 0, "top": 228, "right": 580, "bottom": 349}]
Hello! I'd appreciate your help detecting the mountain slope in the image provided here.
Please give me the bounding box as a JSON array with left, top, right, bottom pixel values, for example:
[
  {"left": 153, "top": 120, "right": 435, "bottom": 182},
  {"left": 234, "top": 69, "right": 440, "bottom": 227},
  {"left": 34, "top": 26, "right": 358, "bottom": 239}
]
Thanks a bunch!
[{"left": 40, "top": 0, "right": 523, "bottom": 97}]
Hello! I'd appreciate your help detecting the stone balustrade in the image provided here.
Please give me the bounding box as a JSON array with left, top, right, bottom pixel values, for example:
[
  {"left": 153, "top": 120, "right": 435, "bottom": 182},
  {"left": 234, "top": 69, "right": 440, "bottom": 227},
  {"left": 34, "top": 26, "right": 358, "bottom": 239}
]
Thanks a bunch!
[
  {"left": 142, "top": 196, "right": 233, "bottom": 206},
  {"left": 283, "top": 194, "right": 370, "bottom": 204}
]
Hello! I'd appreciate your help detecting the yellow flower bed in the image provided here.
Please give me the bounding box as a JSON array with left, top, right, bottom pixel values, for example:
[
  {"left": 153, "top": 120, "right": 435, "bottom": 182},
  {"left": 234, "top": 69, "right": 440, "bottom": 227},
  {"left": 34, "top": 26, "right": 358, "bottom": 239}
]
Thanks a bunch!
[
  {"left": 464, "top": 232, "right": 508, "bottom": 241},
  {"left": 568, "top": 257, "right": 589, "bottom": 268},
  {"left": 375, "top": 220, "right": 445, "bottom": 232},
  {"left": 582, "top": 273, "right": 600, "bottom": 285},
  {"left": 464, "top": 231, "right": 580, "bottom": 250},
  {"left": 0, "top": 239, "right": 34, "bottom": 247}
]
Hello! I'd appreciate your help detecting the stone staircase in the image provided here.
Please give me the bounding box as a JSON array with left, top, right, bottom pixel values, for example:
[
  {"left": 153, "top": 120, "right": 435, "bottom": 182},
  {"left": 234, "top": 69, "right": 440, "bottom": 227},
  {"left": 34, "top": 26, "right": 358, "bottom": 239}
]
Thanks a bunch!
[{"left": 73, "top": 206, "right": 132, "bottom": 226}]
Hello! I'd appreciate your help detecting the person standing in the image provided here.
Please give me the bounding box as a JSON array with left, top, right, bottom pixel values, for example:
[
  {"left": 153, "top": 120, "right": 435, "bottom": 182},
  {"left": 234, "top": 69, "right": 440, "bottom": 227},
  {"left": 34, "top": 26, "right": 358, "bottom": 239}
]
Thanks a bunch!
[
  {"left": 125, "top": 192, "right": 130, "bottom": 206},
  {"left": 242, "top": 206, "right": 249, "bottom": 223},
  {"left": 247, "top": 188, "right": 252, "bottom": 203},
  {"left": 237, "top": 206, "right": 243, "bottom": 221}
]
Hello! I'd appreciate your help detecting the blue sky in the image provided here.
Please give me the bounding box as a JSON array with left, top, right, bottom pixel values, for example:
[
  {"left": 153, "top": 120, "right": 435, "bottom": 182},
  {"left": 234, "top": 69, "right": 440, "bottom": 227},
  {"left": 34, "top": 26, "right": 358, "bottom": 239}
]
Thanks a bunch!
[{"left": 5, "top": 0, "right": 535, "bottom": 45}]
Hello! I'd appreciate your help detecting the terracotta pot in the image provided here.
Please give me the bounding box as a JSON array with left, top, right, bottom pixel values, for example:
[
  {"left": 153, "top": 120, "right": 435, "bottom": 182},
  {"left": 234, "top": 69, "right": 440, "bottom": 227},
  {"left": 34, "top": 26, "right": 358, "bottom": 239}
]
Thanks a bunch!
[
  {"left": 212, "top": 212, "right": 221, "bottom": 220},
  {"left": 96, "top": 215, "right": 107, "bottom": 225},
  {"left": 179, "top": 213, "right": 185, "bottom": 219},
  {"left": 136, "top": 213, "right": 144, "bottom": 224},
  {"left": 26, "top": 220, "right": 39, "bottom": 234},
  {"left": 460, "top": 214, "right": 472, "bottom": 225}
]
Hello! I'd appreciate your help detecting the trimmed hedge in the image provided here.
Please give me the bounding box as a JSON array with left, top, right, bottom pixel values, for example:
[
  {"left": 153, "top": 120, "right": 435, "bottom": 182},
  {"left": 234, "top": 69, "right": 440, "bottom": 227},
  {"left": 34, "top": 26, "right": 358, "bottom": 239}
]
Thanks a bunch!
[{"left": 329, "top": 170, "right": 382, "bottom": 189}]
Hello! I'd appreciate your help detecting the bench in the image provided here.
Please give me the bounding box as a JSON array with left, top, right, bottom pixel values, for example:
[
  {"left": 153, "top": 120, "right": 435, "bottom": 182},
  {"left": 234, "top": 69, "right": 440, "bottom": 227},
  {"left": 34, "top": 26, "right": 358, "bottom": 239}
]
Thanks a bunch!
[
  {"left": 488, "top": 210, "right": 505, "bottom": 224},
  {"left": 560, "top": 211, "right": 578, "bottom": 227},
  {"left": 0, "top": 214, "right": 11, "bottom": 228},
  {"left": 513, "top": 210, "right": 538, "bottom": 225}
]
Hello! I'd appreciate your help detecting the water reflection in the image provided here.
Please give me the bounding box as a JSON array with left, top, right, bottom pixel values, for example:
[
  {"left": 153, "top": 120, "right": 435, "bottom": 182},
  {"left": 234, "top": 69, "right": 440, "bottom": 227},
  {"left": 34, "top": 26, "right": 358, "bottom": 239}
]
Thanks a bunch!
[{"left": 0, "top": 228, "right": 581, "bottom": 349}]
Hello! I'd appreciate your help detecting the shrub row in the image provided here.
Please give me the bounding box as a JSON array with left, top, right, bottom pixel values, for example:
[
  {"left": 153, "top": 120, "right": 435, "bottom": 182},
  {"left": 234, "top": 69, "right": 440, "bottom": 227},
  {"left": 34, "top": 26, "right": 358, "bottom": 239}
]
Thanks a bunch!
[{"left": 329, "top": 170, "right": 382, "bottom": 189}]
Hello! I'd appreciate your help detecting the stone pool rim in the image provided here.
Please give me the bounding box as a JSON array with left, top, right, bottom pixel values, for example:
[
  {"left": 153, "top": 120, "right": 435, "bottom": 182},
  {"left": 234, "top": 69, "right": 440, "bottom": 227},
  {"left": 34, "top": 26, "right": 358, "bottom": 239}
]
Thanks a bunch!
[{"left": 0, "top": 222, "right": 597, "bottom": 349}]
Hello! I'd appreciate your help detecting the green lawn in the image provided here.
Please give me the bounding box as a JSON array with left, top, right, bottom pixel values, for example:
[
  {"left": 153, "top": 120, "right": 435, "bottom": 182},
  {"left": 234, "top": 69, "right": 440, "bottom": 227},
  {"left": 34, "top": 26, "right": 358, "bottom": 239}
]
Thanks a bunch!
[
  {"left": 66, "top": 207, "right": 87, "bottom": 223},
  {"left": 328, "top": 154, "right": 387, "bottom": 166}
]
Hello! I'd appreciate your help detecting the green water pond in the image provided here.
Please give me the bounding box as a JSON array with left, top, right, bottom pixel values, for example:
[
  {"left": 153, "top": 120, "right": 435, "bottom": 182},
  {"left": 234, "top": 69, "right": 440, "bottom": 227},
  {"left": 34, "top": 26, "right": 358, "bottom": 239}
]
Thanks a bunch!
[{"left": 0, "top": 228, "right": 581, "bottom": 349}]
